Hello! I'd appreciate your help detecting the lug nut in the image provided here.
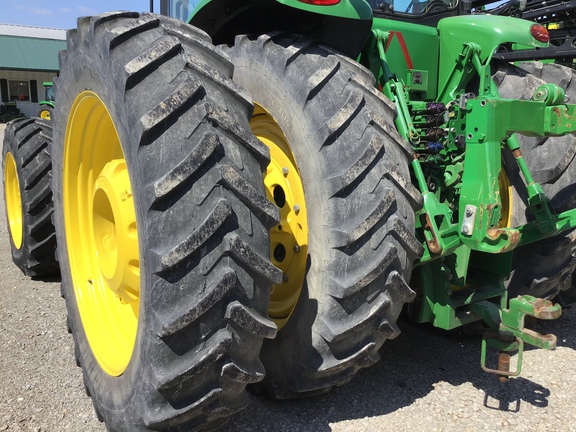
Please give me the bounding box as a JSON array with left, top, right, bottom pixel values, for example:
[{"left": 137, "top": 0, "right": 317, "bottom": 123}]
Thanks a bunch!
[
  {"left": 294, "top": 244, "right": 300, "bottom": 253},
  {"left": 282, "top": 167, "right": 289, "bottom": 176},
  {"left": 293, "top": 204, "right": 300, "bottom": 214}
]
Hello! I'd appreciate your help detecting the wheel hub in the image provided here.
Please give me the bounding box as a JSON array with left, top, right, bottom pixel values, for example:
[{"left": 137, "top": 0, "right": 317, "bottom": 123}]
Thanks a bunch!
[
  {"left": 39, "top": 109, "right": 51, "bottom": 121},
  {"left": 64, "top": 91, "right": 140, "bottom": 376},
  {"left": 92, "top": 159, "right": 139, "bottom": 303},
  {"left": 250, "top": 104, "right": 308, "bottom": 329}
]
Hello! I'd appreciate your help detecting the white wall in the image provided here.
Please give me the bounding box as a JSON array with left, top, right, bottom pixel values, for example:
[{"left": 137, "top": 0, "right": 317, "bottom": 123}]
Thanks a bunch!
[{"left": 0, "top": 70, "right": 57, "bottom": 118}]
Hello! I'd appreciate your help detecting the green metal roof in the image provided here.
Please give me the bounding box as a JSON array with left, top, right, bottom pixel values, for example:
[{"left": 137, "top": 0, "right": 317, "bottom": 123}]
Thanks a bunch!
[{"left": 0, "top": 35, "right": 66, "bottom": 72}]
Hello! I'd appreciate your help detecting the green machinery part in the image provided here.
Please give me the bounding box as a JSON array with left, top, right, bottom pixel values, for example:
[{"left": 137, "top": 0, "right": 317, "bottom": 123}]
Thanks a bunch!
[
  {"left": 38, "top": 82, "right": 54, "bottom": 121},
  {"left": 166, "top": 0, "right": 576, "bottom": 379}
]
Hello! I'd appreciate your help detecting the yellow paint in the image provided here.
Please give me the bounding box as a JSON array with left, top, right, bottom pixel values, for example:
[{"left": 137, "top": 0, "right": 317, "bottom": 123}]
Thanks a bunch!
[
  {"left": 251, "top": 103, "right": 308, "bottom": 330},
  {"left": 4, "top": 152, "right": 23, "bottom": 249},
  {"left": 63, "top": 91, "right": 139, "bottom": 376}
]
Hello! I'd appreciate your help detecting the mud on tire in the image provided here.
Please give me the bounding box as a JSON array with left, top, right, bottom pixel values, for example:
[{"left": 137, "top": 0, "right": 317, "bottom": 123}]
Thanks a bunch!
[
  {"left": 229, "top": 33, "right": 423, "bottom": 398},
  {"left": 53, "top": 12, "right": 281, "bottom": 431},
  {"left": 2, "top": 117, "right": 58, "bottom": 277},
  {"left": 494, "top": 62, "right": 576, "bottom": 302}
]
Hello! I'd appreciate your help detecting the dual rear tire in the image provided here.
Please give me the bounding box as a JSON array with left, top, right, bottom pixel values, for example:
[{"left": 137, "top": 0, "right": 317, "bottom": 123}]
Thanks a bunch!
[{"left": 52, "top": 15, "right": 420, "bottom": 430}]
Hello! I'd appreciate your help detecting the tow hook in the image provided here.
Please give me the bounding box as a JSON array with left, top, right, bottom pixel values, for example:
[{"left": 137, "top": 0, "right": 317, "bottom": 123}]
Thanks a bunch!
[{"left": 480, "top": 295, "right": 561, "bottom": 382}]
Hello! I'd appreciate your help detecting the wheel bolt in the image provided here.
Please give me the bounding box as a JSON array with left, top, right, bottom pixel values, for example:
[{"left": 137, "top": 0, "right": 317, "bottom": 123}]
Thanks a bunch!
[
  {"left": 293, "top": 204, "right": 300, "bottom": 214},
  {"left": 282, "top": 167, "right": 289, "bottom": 176},
  {"left": 294, "top": 244, "right": 300, "bottom": 253}
]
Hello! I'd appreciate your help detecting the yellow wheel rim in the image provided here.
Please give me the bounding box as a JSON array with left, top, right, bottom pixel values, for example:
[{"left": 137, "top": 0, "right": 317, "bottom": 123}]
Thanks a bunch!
[
  {"left": 39, "top": 109, "right": 51, "bottom": 121},
  {"left": 64, "top": 91, "right": 140, "bottom": 376},
  {"left": 251, "top": 104, "right": 308, "bottom": 330},
  {"left": 4, "top": 152, "right": 23, "bottom": 249},
  {"left": 499, "top": 168, "right": 512, "bottom": 228}
]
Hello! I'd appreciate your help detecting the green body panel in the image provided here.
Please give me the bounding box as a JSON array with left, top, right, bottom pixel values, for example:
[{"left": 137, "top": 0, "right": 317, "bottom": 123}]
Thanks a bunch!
[
  {"left": 368, "top": 18, "right": 439, "bottom": 100},
  {"left": 437, "top": 15, "right": 547, "bottom": 99},
  {"left": 180, "top": 0, "right": 373, "bottom": 57},
  {"left": 188, "top": 0, "right": 371, "bottom": 21},
  {"left": 270, "top": 0, "right": 372, "bottom": 18}
]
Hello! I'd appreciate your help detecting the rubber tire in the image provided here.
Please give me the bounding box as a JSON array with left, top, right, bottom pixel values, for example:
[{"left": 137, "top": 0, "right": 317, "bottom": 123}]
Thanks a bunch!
[
  {"left": 52, "top": 13, "right": 281, "bottom": 431},
  {"left": 228, "top": 33, "right": 424, "bottom": 399},
  {"left": 2, "top": 117, "right": 59, "bottom": 277},
  {"left": 494, "top": 62, "right": 576, "bottom": 301}
]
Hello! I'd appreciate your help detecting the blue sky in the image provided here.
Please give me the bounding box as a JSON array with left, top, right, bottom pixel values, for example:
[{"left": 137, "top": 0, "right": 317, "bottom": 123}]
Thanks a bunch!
[{"left": 2, "top": 1, "right": 163, "bottom": 30}]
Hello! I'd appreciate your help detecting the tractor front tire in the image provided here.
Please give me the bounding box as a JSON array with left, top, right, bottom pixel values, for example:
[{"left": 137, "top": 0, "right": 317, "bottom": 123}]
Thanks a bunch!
[
  {"left": 2, "top": 117, "right": 58, "bottom": 277},
  {"left": 229, "top": 33, "right": 423, "bottom": 398},
  {"left": 53, "top": 12, "right": 280, "bottom": 431},
  {"left": 495, "top": 62, "right": 576, "bottom": 302}
]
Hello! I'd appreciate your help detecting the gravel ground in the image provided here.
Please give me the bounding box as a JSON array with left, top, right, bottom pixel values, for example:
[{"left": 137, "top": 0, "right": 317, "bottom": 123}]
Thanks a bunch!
[{"left": 1, "top": 121, "right": 575, "bottom": 431}]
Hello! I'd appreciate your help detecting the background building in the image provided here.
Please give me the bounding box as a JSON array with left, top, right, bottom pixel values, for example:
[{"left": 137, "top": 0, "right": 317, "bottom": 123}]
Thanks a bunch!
[{"left": 0, "top": 23, "right": 65, "bottom": 118}]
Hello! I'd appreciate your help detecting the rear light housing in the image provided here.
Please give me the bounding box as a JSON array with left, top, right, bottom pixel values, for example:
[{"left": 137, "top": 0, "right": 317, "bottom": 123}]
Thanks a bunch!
[{"left": 531, "top": 24, "right": 550, "bottom": 43}]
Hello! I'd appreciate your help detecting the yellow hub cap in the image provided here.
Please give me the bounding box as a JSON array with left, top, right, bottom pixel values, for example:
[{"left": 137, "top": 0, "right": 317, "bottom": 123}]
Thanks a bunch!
[
  {"left": 4, "top": 152, "right": 23, "bottom": 249},
  {"left": 64, "top": 91, "right": 140, "bottom": 376},
  {"left": 251, "top": 104, "right": 308, "bottom": 330},
  {"left": 39, "top": 109, "right": 51, "bottom": 121}
]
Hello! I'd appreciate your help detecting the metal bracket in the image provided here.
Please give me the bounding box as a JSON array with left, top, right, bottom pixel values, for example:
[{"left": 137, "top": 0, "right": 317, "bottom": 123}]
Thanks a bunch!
[
  {"left": 481, "top": 331, "right": 524, "bottom": 382},
  {"left": 479, "top": 295, "right": 561, "bottom": 381}
]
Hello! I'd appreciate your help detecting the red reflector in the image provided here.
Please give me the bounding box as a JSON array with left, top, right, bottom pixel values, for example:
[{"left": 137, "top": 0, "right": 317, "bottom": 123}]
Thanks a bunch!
[
  {"left": 531, "top": 25, "right": 550, "bottom": 43},
  {"left": 297, "top": 0, "right": 341, "bottom": 5}
]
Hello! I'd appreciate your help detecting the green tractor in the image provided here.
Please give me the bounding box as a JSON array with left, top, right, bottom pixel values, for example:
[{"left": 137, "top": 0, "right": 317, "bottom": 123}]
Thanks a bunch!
[
  {"left": 4, "top": 0, "right": 576, "bottom": 430},
  {"left": 38, "top": 81, "right": 55, "bottom": 121}
]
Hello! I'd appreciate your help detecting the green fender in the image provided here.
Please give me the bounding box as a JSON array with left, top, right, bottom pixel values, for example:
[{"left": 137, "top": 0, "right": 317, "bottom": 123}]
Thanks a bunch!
[
  {"left": 438, "top": 15, "right": 548, "bottom": 93},
  {"left": 187, "top": 0, "right": 373, "bottom": 58}
]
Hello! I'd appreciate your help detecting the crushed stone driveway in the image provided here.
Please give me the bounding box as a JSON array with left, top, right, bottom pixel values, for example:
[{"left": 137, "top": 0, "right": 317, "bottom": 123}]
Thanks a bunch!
[{"left": 0, "top": 122, "right": 575, "bottom": 432}]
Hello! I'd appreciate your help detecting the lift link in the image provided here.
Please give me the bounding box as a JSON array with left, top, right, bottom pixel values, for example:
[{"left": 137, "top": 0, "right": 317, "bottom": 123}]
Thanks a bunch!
[{"left": 480, "top": 295, "right": 561, "bottom": 381}]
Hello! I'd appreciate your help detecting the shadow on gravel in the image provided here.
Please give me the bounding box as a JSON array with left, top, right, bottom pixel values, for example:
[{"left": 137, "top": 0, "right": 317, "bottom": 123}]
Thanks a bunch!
[
  {"left": 32, "top": 275, "right": 61, "bottom": 283},
  {"left": 482, "top": 377, "right": 550, "bottom": 412},
  {"left": 222, "top": 306, "right": 575, "bottom": 432}
]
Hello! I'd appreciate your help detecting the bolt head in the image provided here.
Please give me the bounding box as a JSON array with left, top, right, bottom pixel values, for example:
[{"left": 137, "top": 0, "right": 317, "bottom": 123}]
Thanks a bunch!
[{"left": 282, "top": 167, "right": 289, "bottom": 176}]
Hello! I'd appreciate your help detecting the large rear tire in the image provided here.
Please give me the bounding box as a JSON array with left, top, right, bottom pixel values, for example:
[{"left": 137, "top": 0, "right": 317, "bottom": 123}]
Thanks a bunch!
[
  {"left": 494, "top": 62, "right": 576, "bottom": 301},
  {"left": 228, "top": 33, "right": 423, "bottom": 398},
  {"left": 53, "top": 13, "right": 281, "bottom": 431},
  {"left": 2, "top": 117, "right": 58, "bottom": 277}
]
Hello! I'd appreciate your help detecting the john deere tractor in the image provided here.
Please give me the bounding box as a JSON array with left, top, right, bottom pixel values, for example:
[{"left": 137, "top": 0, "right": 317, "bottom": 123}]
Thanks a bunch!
[
  {"left": 4, "top": 0, "right": 576, "bottom": 430},
  {"left": 38, "top": 82, "right": 55, "bottom": 121}
]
